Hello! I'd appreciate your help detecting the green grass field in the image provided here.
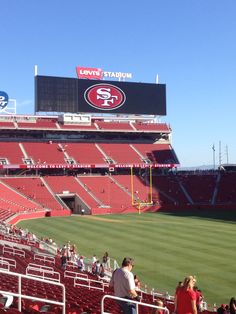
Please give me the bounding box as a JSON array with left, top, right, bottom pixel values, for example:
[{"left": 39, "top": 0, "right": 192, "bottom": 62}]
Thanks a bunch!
[{"left": 18, "top": 211, "right": 236, "bottom": 305}]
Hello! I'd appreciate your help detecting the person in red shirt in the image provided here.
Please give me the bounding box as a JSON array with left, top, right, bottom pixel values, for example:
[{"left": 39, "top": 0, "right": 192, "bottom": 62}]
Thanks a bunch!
[
  {"left": 193, "top": 286, "right": 204, "bottom": 311},
  {"left": 174, "top": 276, "right": 197, "bottom": 314}
]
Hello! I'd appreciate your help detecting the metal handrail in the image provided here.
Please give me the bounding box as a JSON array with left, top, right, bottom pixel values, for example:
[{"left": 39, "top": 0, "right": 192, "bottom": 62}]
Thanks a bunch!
[
  {"left": 101, "top": 294, "right": 170, "bottom": 314},
  {"left": 74, "top": 276, "right": 107, "bottom": 291},
  {"left": 0, "top": 269, "right": 66, "bottom": 314}
]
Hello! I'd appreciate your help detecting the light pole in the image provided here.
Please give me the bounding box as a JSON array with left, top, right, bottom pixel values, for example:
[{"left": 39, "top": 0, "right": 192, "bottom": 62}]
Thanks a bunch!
[
  {"left": 212, "top": 144, "right": 215, "bottom": 170},
  {"left": 226, "top": 145, "right": 229, "bottom": 164},
  {"left": 219, "top": 141, "right": 222, "bottom": 167}
]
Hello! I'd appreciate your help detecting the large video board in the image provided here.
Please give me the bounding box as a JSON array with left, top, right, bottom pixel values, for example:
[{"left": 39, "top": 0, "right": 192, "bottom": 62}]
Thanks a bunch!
[{"left": 35, "top": 75, "right": 166, "bottom": 115}]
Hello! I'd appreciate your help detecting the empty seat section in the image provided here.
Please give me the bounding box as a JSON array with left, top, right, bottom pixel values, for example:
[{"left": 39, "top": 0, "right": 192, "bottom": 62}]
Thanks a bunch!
[
  {"left": 0, "top": 121, "right": 15, "bottom": 128},
  {"left": 22, "top": 142, "right": 66, "bottom": 164},
  {"left": 2, "top": 178, "right": 62, "bottom": 211},
  {"left": 59, "top": 123, "right": 97, "bottom": 130},
  {"left": 0, "top": 181, "right": 43, "bottom": 212},
  {"left": 0, "top": 142, "right": 24, "bottom": 164},
  {"left": 133, "top": 144, "right": 178, "bottom": 164},
  {"left": 96, "top": 121, "right": 133, "bottom": 131},
  {"left": 114, "top": 175, "right": 154, "bottom": 204},
  {"left": 44, "top": 176, "right": 98, "bottom": 208},
  {"left": 178, "top": 174, "right": 216, "bottom": 204},
  {"left": 17, "top": 118, "right": 57, "bottom": 129},
  {"left": 152, "top": 176, "right": 188, "bottom": 207},
  {"left": 216, "top": 173, "right": 236, "bottom": 203},
  {"left": 132, "top": 122, "right": 170, "bottom": 132},
  {"left": 65, "top": 143, "right": 105, "bottom": 164},
  {"left": 79, "top": 176, "right": 135, "bottom": 212},
  {"left": 98, "top": 144, "right": 141, "bottom": 164}
]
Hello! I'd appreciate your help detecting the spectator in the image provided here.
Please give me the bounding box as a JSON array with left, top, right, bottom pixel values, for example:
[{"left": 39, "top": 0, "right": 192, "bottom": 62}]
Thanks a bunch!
[
  {"left": 94, "top": 260, "right": 101, "bottom": 275},
  {"left": 102, "top": 251, "right": 110, "bottom": 270},
  {"left": 217, "top": 304, "right": 228, "bottom": 314},
  {"left": 103, "top": 251, "right": 108, "bottom": 263},
  {"left": 109, "top": 257, "right": 139, "bottom": 314},
  {"left": 99, "top": 263, "right": 105, "bottom": 278},
  {"left": 77, "top": 256, "right": 85, "bottom": 271},
  {"left": 71, "top": 251, "right": 78, "bottom": 264},
  {"left": 229, "top": 298, "right": 236, "bottom": 314},
  {"left": 175, "top": 281, "right": 183, "bottom": 295},
  {"left": 193, "top": 286, "right": 204, "bottom": 312},
  {"left": 134, "top": 275, "right": 141, "bottom": 291},
  {"left": 92, "top": 254, "right": 97, "bottom": 264},
  {"left": 174, "top": 275, "right": 197, "bottom": 314},
  {"left": 60, "top": 245, "right": 67, "bottom": 269},
  {"left": 152, "top": 299, "right": 164, "bottom": 314}
]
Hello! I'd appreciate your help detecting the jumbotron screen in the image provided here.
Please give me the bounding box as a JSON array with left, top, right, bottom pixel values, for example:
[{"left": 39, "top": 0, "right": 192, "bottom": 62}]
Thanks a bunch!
[{"left": 35, "top": 75, "right": 166, "bottom": 115}]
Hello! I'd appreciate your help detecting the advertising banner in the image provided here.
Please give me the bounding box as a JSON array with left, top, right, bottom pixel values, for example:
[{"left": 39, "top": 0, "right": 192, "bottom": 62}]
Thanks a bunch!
[
  {"left": 76, "top": 66, "right": 132, "bottom": 80},
  {"left": 0, "top": 91, "right": 9, "bottom": 110},
  {"left": 76, "top": 67, "right": 102, "bottom": 80}
]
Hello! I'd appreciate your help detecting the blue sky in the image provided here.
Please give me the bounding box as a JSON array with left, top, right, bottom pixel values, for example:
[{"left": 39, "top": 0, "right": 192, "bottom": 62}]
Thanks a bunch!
[{"left": 0, "top": 0, "right": 235, "bottom": 167}]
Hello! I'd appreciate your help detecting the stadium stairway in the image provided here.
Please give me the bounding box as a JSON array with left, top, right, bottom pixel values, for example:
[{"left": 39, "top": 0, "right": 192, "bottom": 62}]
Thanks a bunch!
[
  {"left": 75, "top": 177, "right": 105, "bottom": 208},
  {"left": 40, "top": 177, "right": 71, "bottom": 211},
  {"left": 44, "top": 176, "right": 99, "bottom": 212},
  {"left": 175, "top": 176, "right": 193, "bottom": 205},
  {"left": 18, "top": 143, "right": 28, "bottom": 161},
  {"left": 211, "top": 172, "right": 221, "bottom": 205},
  {"left": 94, "top": 143, "right": 115, "bottom": 164}
]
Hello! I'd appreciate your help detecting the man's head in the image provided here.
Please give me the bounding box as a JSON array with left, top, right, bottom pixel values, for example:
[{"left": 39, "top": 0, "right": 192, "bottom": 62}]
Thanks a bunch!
[{"left": 122, "top": 257, "right": 135, "bottom": 270}]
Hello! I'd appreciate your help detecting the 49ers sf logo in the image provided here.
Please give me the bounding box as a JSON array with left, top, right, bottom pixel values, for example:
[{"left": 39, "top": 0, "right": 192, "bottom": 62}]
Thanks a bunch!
[{"left": 84, "top": 84, "right": 126, "bottom": 110}]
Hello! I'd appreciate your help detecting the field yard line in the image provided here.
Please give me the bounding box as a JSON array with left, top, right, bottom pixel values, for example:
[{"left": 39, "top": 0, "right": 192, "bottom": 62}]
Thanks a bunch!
[{"left": 81, "top": 215, "right": 126, "bottom": 223}]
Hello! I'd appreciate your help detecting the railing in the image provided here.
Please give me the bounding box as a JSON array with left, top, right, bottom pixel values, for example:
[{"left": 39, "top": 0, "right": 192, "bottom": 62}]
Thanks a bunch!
[
  {"left": 34, "top": 253, "right": 55, "bottom": 264},
  {"left": 39, "top": 240, "right": 58, "bottom": 255},
  {"left": 27, "top": 239, "right": 37, "bottom": 246},
  {"left": 0, "top": 259, "right": 10, "bottom": 271},
  {"left": 65, "top": 260, "right": 78, "bottom": 269},
  {"left": 151, "top": 291, "right": 175, "bottom": 302},
  {"left": 4, "top": 234, "right": 20, "bottom": 243},
  {"left": 3, "top": 246, "right": 25, "bottom": 258},
  {"left": 74, "top": 276, "right": 108, "bottom": 291},
  {"left": 0, "top": 256, "right": 16, "bottom": 269},
  {"left": 101, "top": 295, "right": 170, "bottom": 314},
  {"left": 26, "top": 264, "right": 60, "bottom": 282},
  {"left": 0, "top": 269, "right": 66, "bottom": 314},
  {"left": 27, "top": 263, "right": 54, "bottom": 272},
  {"left": 64, "top": 270, "right": 88, "bottom": 280}
]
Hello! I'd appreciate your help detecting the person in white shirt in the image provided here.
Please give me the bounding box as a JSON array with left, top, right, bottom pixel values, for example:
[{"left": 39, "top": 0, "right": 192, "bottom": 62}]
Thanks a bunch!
[{"left": 110, "top": 257, "right": 140, "bottom": 314}]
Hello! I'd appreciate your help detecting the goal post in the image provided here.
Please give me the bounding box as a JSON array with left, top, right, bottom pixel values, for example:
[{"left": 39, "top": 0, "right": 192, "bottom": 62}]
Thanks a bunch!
[{"left": 130, "top": 166, "right": 153, "bottom": 214}]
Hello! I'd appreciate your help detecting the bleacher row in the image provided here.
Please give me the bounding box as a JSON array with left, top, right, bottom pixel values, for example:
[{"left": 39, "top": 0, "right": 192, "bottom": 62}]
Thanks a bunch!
[
  {"left": 0, "top": 118, "right": 170, "bottom": 133},
  {"left": 0, "top": 172, "right": 236, "bottom": 224},
  {"left": 0, "top": 232, "right": 214, "bottom": 314},
  {"left": 0, "top": 142, "right": 177, "bottom": 166},
  {"left": 0, "top": 234, "right": 170, "bottom": 314}
]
